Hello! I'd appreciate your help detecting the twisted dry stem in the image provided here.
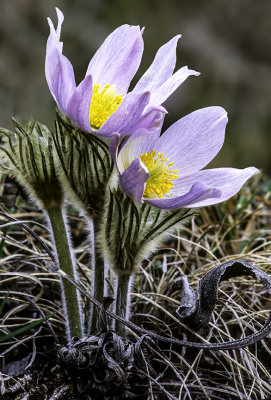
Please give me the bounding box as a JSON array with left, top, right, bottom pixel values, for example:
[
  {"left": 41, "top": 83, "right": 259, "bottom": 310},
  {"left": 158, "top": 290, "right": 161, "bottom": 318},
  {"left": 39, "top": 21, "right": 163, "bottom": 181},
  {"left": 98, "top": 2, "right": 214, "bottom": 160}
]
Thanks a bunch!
[{"left": 61, "top": 260, "right": 271, "bottom": 350}]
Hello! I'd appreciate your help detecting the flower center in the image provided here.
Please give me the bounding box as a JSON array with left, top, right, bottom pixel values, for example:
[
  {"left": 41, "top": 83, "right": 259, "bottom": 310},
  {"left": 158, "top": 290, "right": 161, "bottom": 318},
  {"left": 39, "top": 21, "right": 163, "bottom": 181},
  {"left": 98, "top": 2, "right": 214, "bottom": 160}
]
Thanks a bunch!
[
  {"left": 139, "top": 150, "right": 178, "bottom": 199},
  {"left": 89, "top": 83, "right": 123, "bottom": 130}
]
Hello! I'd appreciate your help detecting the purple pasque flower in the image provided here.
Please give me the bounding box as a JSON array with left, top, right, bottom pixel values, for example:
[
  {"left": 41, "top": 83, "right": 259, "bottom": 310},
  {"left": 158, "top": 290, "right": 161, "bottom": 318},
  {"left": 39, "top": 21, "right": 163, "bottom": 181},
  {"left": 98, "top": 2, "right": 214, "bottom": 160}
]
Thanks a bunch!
[
  {"left": 110, "top": 106, "right": 258, "bottom": 209},
  {"left": 45, "top": 8, "right": 199, "bottom": 138}
]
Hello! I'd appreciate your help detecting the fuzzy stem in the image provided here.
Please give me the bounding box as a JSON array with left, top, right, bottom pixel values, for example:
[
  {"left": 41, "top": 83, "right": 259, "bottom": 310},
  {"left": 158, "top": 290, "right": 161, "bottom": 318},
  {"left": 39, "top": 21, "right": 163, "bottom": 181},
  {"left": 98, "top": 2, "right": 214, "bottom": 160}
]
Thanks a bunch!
[
  {"left": 115, "top": 273, "right": 131, "bottom": 337},
  {"left": 90, "top": 216, "right": 105, "bottom": 334},
  {"left": 47, "top": 205, "right": 82, "bottom": 341}
]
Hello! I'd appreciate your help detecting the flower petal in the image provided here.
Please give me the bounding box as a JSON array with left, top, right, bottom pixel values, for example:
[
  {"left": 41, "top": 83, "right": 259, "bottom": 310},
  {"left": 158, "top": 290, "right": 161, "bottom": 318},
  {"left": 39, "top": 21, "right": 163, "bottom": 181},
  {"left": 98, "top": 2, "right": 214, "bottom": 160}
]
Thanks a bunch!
[
  {"left": 97, "top": 91, "right": 150, "bottom": 138},
  {"left": 133, "top": 35, "right": 181, "bottom": 93},
  {"left": 128, "top": 105, "right": 166, "bottom": 136},
  {"left": 120, "top": 158, "right": 149, "bottom": 202},
  {"left": 66, "top": 75, "right": 93, "bottom": 132},
  {"left": 147, "top": 181, "right": 221, "bottom": 209},
  {"left": 154, "top": 106, "right": 228, "bottom": 174},
  {"left": 149, "top": 66, "right": 200, "bottom": 106},
  {"left": 117, "top": 128, "right": 161, "bottom": 172},
  {"left": 109, "top": 133, "right": 120, "bottom": 164},
  {"left": 46, "top": 8, "right": 63, "bottom": 52},
  {"left": 46, "top": 8, "right": 76, "bottom": 112},
  {"left": 86, "top": 25, "right": 143, "bottom": 95},
  {"left": 171, "top": 167, "right": 258, "bottom": 207}
]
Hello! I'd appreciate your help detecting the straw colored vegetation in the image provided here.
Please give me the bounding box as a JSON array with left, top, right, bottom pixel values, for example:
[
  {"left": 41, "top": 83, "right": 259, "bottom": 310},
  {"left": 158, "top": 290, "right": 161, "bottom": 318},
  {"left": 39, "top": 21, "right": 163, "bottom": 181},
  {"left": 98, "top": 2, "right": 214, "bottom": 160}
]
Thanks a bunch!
[{"left": 0, "top": 173, "right": 270, "bottom": 400}]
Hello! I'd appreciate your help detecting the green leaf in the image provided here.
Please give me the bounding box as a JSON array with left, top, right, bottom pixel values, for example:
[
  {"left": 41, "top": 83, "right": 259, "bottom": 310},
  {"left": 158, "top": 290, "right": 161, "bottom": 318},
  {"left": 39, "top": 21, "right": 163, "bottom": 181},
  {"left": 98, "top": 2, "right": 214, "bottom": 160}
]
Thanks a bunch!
[{"left": 0, "top": 312, "right": 54, "bottom": 343}]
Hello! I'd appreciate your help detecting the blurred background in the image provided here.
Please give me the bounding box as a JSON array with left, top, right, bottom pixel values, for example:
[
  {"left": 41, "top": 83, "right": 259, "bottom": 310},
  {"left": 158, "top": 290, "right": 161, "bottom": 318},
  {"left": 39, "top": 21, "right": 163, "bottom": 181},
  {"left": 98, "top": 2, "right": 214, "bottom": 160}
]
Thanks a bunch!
[{"left": 0, "top": 0, "right": 270, "bottom": 175}]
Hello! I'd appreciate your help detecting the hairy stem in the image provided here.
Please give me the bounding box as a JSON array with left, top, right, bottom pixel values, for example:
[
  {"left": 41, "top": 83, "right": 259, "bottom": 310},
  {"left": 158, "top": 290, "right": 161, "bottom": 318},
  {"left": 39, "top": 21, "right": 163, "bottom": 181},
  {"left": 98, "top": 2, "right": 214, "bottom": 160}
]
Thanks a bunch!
[
  {"left": 115, "top": 273, "right": 131, "bottom": 337},
  {"left": 90, "top": 216, "right": 105, "bottom": 334},
  {"left": 47, "top": 205, "right": 82, "bottom": 342}
]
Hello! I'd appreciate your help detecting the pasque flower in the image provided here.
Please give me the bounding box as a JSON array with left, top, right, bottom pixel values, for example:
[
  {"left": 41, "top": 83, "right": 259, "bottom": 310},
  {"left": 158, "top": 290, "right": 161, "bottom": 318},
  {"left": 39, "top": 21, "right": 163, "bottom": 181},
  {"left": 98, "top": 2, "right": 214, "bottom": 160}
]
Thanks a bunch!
[
  {"left": 45, "top": 8, "right": 199, "bottom": 138},
  {"left": 111, "top": 106, "right": 258, "bottom": 208}
]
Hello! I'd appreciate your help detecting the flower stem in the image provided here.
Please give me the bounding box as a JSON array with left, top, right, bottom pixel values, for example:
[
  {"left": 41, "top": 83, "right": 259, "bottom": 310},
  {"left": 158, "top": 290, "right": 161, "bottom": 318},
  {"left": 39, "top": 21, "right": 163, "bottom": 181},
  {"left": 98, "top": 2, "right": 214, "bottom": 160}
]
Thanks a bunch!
[
  {"left": 115, "top": 273, "right": 131, "bottom": 337},
  {"left": 47, "top": 205, "right": 82, "bottom": 341},
  {"left": 90, "top": 216, "right": 105, "bottom": 334}
]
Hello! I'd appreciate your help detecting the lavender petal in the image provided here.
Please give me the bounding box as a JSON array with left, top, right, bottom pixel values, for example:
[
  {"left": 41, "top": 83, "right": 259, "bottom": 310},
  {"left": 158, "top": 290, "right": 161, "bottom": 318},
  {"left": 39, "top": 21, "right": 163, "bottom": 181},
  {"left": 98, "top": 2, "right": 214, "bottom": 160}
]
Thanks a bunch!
[
  {"left": 86, "top": 25, "right": 143, "bottom": 95},
  {"left": 66, "top": 75, "right": 93, "bottom": 132},
  {"left": 128, "top": 105, "right": 166, "bottom": 136},
  {"left": 171, "top": 167, "right": 258, "bottom": 207},
  {"left": 149, "top": 66, "right": 199, "bottom": 106},
  {"left": 133, "top": 35, "right": 181, "bottom": 93},
  {"left": 147, "top": 181, "right": 221, "bottom": 209},
  {"left": 98, "top": 91, "right": 150, "bottom": 138},
  {"left": 120, "top": 159, "right": 149, "bottom": 203},
  {"left": 46, "top": 8, "right": 76, "bottom": 112},
  {"left": 155, "top": 106, "right": 228, "bottom": 174},
  {"left": 117, "top": 130, "right": 160, "bottom": 173}
]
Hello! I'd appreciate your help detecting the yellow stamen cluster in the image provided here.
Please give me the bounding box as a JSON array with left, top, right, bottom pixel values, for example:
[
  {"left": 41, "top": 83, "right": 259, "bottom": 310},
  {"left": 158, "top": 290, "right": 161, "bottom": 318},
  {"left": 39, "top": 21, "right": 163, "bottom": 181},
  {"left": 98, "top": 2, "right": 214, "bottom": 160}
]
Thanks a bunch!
[
  {"left": 139, "top": 149, "right": 178, "bottom": 199},
  {"left": 89, "top": 83, "right": 123, "bottom": 129}
]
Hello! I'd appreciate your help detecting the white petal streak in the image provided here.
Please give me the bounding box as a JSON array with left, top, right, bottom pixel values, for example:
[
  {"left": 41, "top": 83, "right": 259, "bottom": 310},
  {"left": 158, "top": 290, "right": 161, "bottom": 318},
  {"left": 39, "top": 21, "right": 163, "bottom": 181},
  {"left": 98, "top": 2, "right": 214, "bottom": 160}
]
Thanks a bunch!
[{"left": 118, "top": 131, "right": 159, "bottom": 172}]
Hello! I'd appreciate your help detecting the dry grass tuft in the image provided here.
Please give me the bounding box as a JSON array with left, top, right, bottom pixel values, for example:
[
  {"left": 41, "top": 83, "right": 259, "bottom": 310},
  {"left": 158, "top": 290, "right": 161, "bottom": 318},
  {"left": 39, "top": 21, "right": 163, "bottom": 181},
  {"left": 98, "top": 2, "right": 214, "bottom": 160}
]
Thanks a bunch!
[{"left": 0, "top": 174, "right": 271, "bottom": 399}]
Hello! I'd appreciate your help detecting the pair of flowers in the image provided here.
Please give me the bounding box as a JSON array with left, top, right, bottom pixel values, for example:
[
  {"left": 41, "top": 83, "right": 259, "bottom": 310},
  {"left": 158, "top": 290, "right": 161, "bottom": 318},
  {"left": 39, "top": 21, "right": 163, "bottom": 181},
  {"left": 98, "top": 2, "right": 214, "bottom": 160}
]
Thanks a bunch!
[{"left": 46, "top": 8, "right": 257, "bottom": 210}]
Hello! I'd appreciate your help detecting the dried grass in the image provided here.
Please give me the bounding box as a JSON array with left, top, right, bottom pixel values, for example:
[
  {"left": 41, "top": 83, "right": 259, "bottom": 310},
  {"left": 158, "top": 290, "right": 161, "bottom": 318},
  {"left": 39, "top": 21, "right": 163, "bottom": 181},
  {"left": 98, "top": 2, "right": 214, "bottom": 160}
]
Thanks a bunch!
[{"left": 0, "top": 174, "right": 271, "bottom": 399}]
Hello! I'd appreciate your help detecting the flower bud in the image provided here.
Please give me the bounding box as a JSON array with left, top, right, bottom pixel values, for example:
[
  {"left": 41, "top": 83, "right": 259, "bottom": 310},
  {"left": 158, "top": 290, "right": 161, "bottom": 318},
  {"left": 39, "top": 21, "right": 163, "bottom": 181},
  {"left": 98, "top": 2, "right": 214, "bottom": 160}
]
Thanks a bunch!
[
  {"left": 53, "top": 112, "right": 114, "bottom": 216},
  {"left": 99, "top": 188, "right": 194, "bottom": 275},
  {"left": 0, "top": 119, "right": 63, "bottom": 209}
]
